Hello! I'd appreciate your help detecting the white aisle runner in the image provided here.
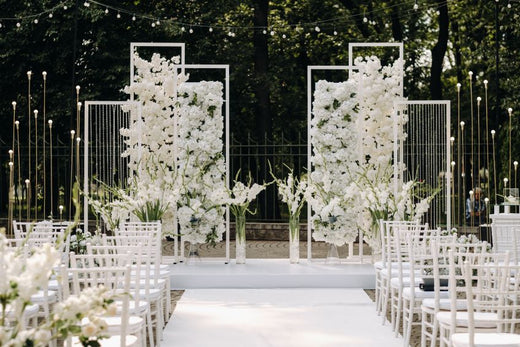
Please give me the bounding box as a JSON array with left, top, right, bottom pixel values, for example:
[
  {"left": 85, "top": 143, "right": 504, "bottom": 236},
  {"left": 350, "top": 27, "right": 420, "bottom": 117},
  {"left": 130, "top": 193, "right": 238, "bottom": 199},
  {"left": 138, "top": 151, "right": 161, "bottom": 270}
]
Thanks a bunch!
[{"left": 162, "top": 289, "right": 402, "bottom": 347}]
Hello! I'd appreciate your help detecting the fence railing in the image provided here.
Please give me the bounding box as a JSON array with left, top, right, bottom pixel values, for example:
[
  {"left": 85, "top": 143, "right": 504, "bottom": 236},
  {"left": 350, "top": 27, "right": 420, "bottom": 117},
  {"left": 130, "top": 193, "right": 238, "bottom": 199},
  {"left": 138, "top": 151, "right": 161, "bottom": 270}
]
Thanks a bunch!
[{"left": 229, "top": 132, "right": 307, "bottom": 222}]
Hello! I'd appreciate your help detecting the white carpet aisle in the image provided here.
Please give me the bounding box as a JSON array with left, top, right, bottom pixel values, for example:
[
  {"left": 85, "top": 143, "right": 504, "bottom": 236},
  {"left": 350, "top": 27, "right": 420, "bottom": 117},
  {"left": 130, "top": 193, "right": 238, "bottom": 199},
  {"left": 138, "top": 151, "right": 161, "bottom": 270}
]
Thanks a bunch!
[{"left": 162, "top": 289, "right": 402, "bottom": 347}]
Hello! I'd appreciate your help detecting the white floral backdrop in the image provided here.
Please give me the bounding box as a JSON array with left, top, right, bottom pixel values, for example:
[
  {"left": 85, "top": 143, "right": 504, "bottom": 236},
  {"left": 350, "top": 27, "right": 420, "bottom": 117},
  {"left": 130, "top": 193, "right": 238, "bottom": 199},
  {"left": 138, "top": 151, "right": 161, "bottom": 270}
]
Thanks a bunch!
[{"left": 309, "top": 56, "right": 407, "bottom": 248}]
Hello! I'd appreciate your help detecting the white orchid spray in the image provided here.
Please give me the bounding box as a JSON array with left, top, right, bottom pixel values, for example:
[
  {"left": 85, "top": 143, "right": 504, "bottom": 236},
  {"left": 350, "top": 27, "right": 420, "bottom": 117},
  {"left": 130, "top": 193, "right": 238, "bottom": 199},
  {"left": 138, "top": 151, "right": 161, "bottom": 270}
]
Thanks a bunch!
[
  {"left": 214, "top": 171, "right": 265, "bottom": 243},
  {"left": 270, "top": 164, "right": 307, "bottom": 241}
]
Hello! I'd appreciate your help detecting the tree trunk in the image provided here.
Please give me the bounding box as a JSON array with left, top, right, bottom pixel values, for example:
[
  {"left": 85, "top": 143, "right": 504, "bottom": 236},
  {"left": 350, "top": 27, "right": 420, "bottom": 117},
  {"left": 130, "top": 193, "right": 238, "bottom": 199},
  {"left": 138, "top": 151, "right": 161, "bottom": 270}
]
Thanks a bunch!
[
  {"left": 430, "top": 0, "right": 449, "bottom": 99},
  {"left": 252, "top": 0, "right": 277, "bottom": 219}
]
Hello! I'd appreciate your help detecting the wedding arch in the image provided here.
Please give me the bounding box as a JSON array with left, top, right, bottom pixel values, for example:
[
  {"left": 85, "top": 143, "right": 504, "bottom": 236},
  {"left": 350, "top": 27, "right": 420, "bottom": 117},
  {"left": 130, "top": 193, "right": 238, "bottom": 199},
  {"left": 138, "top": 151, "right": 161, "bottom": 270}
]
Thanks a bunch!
[
  {"left": 83, "top": 42, "right": 231, "bottom": 263},
  {"left": 307, "top": 42, "right": 450, "bottom": 262}
]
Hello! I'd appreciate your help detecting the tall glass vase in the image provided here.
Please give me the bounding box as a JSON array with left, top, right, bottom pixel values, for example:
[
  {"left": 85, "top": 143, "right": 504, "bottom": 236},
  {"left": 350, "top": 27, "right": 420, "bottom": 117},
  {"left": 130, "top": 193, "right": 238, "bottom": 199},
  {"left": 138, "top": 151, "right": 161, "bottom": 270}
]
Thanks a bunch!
[
  {"left": 289, "top": 214, "right": 300, "bottom": 264},
  {"left": 326, "top": 243, "right": 340, "bottom": 264},
  {"left": 235, "top": 214, "right": 246, "bottom": 264}
]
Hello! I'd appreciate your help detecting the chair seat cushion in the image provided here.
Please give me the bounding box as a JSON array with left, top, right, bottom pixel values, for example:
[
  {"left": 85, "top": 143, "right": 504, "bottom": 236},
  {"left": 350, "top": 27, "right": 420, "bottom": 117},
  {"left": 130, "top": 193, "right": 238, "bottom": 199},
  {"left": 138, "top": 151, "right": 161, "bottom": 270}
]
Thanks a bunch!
[
  {"left": 451, "top": 332, "right": 520, "bottom": 347},
  {"left": 402, "top": 287, "right": 450, "bottom": 299},
  {"left": 422, "top": 298, "right": 467, "bottom": 311},
  {"left": 374, "top": 261, "right": 410, "bottom": 270},
  {"left": 390, "top": 277, "right": 424, "bottom": 288},
  {"left": 436, "top": 311, "right": 498, "bottom": 328}
]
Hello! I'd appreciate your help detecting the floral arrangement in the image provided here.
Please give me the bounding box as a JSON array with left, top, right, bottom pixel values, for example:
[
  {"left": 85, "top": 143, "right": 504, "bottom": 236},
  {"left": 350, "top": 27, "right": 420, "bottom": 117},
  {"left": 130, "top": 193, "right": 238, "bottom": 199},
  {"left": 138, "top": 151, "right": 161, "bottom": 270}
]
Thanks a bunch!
[
  {"left": 119, "top": 52, "right": 186, "bottom": 236},
  {"left": 70, "top": 228, "right": 100, "bottom": 255},
  {"left": 309, "top": 56, "right": 408, "bottom": 247},
  {"left": 213, "top": 172, "right": 265, "bottom": 242},
  {"left": 0, "top": 229, "right": 117, "bottom": 346},
  {"left": 175, "top": 81, "right": 227, "bottom": 245}
]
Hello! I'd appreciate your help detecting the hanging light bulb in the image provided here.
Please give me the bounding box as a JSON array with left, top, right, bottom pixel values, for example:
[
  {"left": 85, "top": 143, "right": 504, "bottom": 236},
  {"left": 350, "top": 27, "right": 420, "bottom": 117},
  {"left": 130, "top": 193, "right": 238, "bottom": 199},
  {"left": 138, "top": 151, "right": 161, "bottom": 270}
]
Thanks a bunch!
[
  {"left": 209, "top": 27, "right": 213, "bottom": 32},
  {"left": 16, "top": 22, "right": 21, "bottom": 28},
  {"left": 414, "top": 1, "right": 419, "bottom": 10},
  {"left": 282, "top": 34, "right": 286, "bottom": 39},
  {"left": 333, "top": 30, "right": 338, "bottom": 36},
  {"left": 270, "top": 30, "right": 275, "bottom": 36},
  {"left": 314, "top": 26, "right": 320, "bottom": 32},
  {"left": 132, "top": 14, "right": 136, "bottom": 21},
  {"left": 363, "top": 17, "right": 368, "bottom": 23},
  {"left": 63, "top": 5, "right": 68, "bottom": 10},
  {"left": 181, "top": 26, "right": 186, "bottom": 32},
  {"left": 84, "top": 1, "right": 90, "bottom": 7},
  {"left": 156, "top": 20, "right": 160, "bottom": 25},
  {"left": 262, "top": 29, "right": 267, "bottom": 34},
  {"left": 189, "top": 27, "right": 193, "bottom": 34},
  {"left": 508, "top": 1, "right": 512, "bottom": 8},
  {"left": 34, "top": 18, "right": 38, "bottom": 24},
  {"left": 105, "top": 8, "right": 109, "bottom": 14},
  {"left": 117, "top": 12, "right": 121, "bottom": 19},
  {"left": 151, "top": 22, "right": 156, "bottom": 27},
  {"left": 49, "top": 13, "right": 53, "bottom": 18}
]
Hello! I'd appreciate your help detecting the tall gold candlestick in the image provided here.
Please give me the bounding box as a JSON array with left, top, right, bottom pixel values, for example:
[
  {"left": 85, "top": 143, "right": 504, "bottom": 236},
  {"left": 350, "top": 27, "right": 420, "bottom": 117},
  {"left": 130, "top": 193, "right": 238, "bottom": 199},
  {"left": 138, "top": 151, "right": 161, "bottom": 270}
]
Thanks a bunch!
[
  {"left": 69, "top": 130, "right": 75, "bottom": 221},
  {"left": 492, "top": 130, "right": 497, "bottom": 202},
  {"left": 484, "top": 80, "right": 490, "bottom": 203},
  {"left": 27, "top": 71, "right": 32, "bottom": 216},
  {"left": 461, "top": 121, "right": 466, "bottom": 226},
  {"left": 15, "top": 120, "right": 21, "bottom": 221},
  {"left": 477, "top": 96, "right": 481, "bottom": 190},
  {"left": 469, "top": 71, "right": 474, "bottom": 191},
  {"left": 34, "top": 109, "right": 38, "bottom": 220},
  {"left": 508, "top": 108, "right": 513, "bottom": 185},
  {"left": 42, "top": 71, "right": 47, "bottom": 218},
  {"left": 457, "top": 83, "right": 462, "bottom": 225},
  {"left": 48, "top": 119, "right": 54, "bottom": 218},
  {"left": 76, "top": 102, "right": 82, "bottom": 184}
]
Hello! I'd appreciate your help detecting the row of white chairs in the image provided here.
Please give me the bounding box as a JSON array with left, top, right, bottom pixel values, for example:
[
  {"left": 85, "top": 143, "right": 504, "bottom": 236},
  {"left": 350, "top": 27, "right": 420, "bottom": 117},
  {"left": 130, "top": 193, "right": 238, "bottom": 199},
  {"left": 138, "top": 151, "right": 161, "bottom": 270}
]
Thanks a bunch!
[
  {"left": 9, "top": 220, "right": 170, "bottom": 347},
  {"left": 375, "top": 220, "right": 520, "bottom": 347}
]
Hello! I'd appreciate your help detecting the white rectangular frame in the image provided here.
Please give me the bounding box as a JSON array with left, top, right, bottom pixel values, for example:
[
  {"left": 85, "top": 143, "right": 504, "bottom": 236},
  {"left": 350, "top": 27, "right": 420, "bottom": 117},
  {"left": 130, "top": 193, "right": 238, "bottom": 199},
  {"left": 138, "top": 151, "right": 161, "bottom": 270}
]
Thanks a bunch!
[
  {"left": 83, "top": 101, "right": 142, "bottom": 231},
  {"left": 393, "top": 100, "right": 451, "bottom": 231},
  {"left": 307, "top": 65, "right": 354, "bottom": 262},
  {"left": 173, "top": 64, "right": 231, "bottom": 264}
]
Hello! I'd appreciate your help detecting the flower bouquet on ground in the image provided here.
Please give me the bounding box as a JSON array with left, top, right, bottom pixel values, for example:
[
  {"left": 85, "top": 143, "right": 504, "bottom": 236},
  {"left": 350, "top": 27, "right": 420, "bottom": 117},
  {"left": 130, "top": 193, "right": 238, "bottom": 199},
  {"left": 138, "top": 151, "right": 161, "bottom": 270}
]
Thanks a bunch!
[
  {"left": 216, "top": 171, "right": 265, "bottom": 264},
  {"left": 271, "top": 165, "right": 307, "bottom": 264}
]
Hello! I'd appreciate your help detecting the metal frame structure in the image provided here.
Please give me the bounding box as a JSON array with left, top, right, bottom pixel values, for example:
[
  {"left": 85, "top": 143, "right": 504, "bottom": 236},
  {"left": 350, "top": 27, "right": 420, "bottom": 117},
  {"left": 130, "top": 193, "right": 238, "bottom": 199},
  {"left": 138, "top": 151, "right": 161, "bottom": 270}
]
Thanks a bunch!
[
  {"left": 83, "top": 101, "right": 141, "bottom": 230},
  {"left": 393, "top": 100, "right": 452, "bottom": 231},
  {"left": 307, "top": 43, "right": 404, "bottom": 263},
  {"left": 173, "top": 64, "right": 231, "bottom": 264}
]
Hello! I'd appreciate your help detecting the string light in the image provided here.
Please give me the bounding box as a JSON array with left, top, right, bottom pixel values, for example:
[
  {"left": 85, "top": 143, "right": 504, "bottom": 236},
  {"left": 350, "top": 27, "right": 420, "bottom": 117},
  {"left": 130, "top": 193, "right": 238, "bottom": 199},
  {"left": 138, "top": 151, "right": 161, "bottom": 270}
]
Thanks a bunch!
[
  {"left": 189, "top": 27, "right": 193, "bottom": 33},
  {"left": 16, "top": 22, "right": 20, "bottom": 28},
  {"left": 0, "top": 0, "right": 448, "bottom": 38},
  {"left": 282, "top": 33, "right": 286, "bottom": 39},
  {"left": 270, "top": 30, "right": 275, "bottom": 36},
  {"left": 34, "top": 18, "right": 38, "bottom": 24},
  {"left": 151, "top": 22, "right": 156, "bottom": 27},
  {"left": 315, "top": 26, "right": 320, "bottom": 32}
]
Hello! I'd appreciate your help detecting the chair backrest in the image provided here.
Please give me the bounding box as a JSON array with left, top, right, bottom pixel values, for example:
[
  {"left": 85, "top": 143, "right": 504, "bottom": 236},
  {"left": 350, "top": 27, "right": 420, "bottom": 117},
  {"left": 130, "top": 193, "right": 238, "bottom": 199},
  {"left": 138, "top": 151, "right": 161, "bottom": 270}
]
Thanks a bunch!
[
  {"left": 491, "top": 224, "right": 520, "bottom": 263},
  {"left": 60, "top": 264, "right": 132, "bottom": 346},
  {"left": 462, "top": 256, "right": 520, "bottom": 345},
  {"left": 380, "top": 220, "right": 420, "bottom": 266}
]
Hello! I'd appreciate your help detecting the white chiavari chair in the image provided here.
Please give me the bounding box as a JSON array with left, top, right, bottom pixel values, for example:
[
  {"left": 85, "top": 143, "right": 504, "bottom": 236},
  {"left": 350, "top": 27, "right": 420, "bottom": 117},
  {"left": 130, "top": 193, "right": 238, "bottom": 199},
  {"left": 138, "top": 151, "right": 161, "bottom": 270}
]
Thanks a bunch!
[
  {"left": 420, "top": 238, "right": 489, "bottom": 347},
  {"left": 61, "top": 264, "right": 140, "bottom": 347},
  {"left": 450, "top": 259, "right": 520, "bottom": 346},
  {"left": 436, "top": 250, "right": 510, "bottom": 347}
]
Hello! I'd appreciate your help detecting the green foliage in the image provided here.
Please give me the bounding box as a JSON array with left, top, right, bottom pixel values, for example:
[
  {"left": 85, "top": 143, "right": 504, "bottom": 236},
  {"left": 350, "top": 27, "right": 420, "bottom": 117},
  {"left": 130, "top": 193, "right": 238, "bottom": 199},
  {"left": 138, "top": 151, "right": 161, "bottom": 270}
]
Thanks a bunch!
[{"left": 1, "top": 0, "right": 520, "bottom": 218}]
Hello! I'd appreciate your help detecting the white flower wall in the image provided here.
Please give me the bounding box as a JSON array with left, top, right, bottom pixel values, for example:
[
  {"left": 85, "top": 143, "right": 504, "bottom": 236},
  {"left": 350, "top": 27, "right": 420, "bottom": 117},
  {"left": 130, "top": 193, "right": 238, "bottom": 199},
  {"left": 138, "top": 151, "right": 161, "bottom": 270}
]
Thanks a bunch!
[
  {"left": 176, "top": 82, "right": 226, "bottom": 245},
  {"left": 309, "top": 56, "right": 406, "bottom": 247},
  {"left": 121, "top": 53, "right": 226, "bottom": 243}
]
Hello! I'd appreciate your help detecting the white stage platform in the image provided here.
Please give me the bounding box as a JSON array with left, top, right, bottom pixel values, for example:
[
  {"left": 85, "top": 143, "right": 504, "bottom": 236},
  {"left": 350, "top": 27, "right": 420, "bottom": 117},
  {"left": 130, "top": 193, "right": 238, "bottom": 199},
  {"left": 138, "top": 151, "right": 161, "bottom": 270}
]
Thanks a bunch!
[
  {"left": 167, "top": 259, "right": 375, "bottom": 289},
  {"left": 162, "top": 288, "right": 402, "bottom": 347}
]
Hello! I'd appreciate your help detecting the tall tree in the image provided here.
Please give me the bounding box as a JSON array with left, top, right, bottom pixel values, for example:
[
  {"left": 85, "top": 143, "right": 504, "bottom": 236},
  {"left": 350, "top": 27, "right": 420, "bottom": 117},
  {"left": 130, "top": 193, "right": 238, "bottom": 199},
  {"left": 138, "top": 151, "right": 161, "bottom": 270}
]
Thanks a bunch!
[{"left": 430, "top": 0, "right": 449, "bottom": 99}]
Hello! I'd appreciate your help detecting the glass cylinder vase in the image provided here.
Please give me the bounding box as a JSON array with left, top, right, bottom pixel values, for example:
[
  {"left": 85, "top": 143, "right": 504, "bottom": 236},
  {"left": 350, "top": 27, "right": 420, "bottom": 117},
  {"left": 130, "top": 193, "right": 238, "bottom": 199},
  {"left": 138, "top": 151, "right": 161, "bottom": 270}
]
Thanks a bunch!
[
  {"left": 289, "top": 215, "right": 300, "bottom": 264},
  {"left": 235, "top": 214, "right": 246, "bottom": 264},
  {"left": 186, "top": 242, "right": 201, "bottom": 265},
  {"left": 326, "top": 243, "right": 340, "bottom": 264}
]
